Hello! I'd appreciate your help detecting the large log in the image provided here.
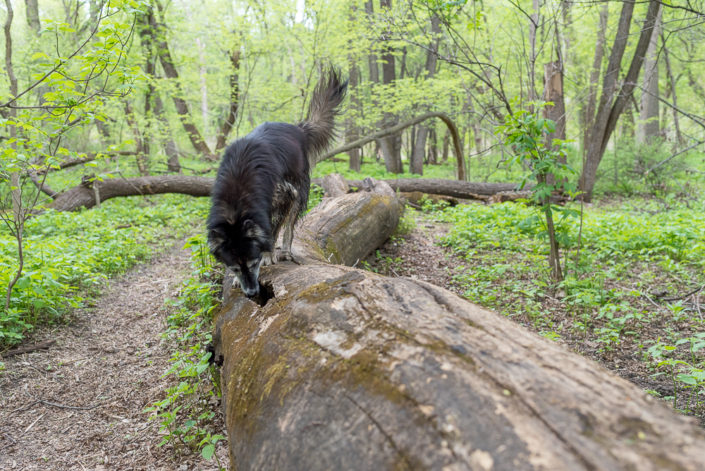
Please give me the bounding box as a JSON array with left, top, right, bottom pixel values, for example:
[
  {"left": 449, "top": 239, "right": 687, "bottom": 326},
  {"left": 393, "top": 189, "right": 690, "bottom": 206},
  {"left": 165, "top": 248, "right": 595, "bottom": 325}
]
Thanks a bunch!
[
  {"left": 313, "top": 176, "right": 531, "bottom": 201},
  {"left": 212, "top": 192, "right": 705, "bottom": 470}
]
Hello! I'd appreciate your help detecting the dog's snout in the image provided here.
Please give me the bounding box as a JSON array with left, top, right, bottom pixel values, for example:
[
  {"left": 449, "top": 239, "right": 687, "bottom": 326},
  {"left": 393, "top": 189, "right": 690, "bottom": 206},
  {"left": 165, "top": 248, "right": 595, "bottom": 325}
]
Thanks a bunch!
[{"left": 244, "top": 285, "right": 259, "bottom": 298}]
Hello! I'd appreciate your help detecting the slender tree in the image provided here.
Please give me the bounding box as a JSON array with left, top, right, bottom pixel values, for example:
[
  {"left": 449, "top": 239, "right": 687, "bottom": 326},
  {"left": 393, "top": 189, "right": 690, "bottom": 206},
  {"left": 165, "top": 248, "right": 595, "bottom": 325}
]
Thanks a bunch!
[{"left": 579, "top": 0, "right": 662, "bottom": 201}]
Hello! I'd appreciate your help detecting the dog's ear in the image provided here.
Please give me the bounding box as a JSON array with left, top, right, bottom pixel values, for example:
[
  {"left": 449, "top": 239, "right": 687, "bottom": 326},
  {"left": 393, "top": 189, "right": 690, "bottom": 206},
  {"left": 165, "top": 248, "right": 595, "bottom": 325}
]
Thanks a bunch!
[
  {"left": 243, "top": 219, "right": 267, "bottom": 241},
  {"left": 216, "top": 203, "right": 237, "bottom": 226},
  {"left": 208, "top": 226, "right": 226, "bottom": 253}
]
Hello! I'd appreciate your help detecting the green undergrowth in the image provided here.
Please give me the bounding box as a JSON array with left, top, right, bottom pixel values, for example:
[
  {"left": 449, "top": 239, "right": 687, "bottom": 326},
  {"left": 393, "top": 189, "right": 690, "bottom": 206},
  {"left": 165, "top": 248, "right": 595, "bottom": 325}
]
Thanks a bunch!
[
  {"left": 147, "top": 233, "right": 225, "bottom": 465},
  {"left": 430, "top": 197, "right": 705, "bottom": 419},
  {"left": 0, "top": 194, "right": 210, "bottom": 349}
]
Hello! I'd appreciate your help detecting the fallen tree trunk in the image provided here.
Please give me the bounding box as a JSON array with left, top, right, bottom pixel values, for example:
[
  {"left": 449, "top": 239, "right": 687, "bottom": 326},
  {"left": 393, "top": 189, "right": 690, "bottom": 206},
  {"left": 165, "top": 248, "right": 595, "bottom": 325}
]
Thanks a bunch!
[
  {"left": 212, "top": 191, "right": 705, "bottom": 470},
  {"left": 48, "top": 175, "right": 213, "bottom": 211},
  {"left": 314, "top": 176, "right": 531, "bottom": 201}
]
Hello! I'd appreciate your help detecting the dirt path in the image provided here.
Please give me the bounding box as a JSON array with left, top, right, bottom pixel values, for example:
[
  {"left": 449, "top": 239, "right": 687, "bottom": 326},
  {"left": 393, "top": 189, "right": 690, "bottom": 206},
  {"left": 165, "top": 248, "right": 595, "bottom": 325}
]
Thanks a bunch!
[{"left": 0, "top": 240, "right": 227, "bottom": 470}]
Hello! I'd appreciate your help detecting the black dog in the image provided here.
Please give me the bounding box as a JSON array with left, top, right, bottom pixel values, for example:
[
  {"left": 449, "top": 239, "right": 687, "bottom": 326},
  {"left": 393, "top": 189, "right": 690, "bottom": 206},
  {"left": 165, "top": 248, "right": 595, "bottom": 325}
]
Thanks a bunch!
[{"left": 207, "top": 68, "right": 347, "bottom": 297}]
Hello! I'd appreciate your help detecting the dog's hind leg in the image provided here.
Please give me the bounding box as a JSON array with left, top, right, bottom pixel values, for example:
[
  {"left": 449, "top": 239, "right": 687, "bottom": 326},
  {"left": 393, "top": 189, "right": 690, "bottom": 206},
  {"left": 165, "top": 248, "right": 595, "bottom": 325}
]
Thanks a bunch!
[{"left": 278, "top": 202, "right": 299, "bottom": 262}]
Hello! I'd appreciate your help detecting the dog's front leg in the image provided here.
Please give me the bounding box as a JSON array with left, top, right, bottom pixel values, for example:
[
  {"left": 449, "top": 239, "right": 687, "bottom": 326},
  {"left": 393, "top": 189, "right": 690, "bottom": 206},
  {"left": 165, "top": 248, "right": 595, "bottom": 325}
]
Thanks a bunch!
[{"left": 262, "top": 251, "right": 277, "bottom": 266}]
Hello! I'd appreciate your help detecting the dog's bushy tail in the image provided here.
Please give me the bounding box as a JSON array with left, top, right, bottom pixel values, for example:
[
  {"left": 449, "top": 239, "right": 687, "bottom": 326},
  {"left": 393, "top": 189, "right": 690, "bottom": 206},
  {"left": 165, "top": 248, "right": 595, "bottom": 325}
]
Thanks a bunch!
[{"left": 299, "top": 68, "right": 348, "bottom": 166}]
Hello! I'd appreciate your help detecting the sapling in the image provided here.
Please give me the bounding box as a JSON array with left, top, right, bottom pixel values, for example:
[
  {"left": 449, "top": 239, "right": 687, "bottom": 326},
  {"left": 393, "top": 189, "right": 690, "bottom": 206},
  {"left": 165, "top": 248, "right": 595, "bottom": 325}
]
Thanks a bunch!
[{"left": 496, "top": 101, "right": 578, "bottom": 281}]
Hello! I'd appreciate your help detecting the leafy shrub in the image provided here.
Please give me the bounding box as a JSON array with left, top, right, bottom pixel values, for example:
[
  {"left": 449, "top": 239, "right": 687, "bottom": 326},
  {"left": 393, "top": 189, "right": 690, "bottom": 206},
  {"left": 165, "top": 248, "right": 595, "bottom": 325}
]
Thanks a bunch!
[{"left": 0, "top": 194, "right": 210, "bottom": 347}]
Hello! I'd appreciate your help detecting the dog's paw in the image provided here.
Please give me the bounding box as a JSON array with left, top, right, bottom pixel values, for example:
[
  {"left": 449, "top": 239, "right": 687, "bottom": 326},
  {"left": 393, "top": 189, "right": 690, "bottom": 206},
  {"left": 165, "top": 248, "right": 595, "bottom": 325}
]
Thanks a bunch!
[
  {"left": 262, "top": 251, "right": 276, "bottom": 266},
  {"left": 229, "top": 272, "right": 240, "bottom": 289},
  {"left": 278, "top": 250, "right": 301, "bottom": 264}
]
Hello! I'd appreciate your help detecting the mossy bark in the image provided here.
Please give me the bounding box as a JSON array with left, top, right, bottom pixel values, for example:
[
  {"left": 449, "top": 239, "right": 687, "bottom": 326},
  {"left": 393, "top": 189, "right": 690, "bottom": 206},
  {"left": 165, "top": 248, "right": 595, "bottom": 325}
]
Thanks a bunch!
[{"left": 213, "top": 192, "right": 705, "bottom": 470}]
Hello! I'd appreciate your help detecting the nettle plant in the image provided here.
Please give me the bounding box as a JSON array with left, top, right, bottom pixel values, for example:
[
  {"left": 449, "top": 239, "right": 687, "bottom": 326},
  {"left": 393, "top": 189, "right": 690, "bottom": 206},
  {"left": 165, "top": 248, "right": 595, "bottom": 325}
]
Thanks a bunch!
[{"left": 495, "top": 102, "right": 579, "bottom": 281}]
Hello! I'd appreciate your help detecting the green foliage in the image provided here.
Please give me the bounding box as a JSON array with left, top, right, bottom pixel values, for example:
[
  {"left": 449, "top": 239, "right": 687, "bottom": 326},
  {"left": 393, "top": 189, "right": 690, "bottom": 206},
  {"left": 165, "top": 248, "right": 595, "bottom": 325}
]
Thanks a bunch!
[
  {"left": 146, "top": 233, "right": 224, "bottom": 465},
  {"left": 434, "top": 197, "right": 705, "bottom": 418},
  {"left": 495, "top": 102, "right": 579, "bottom": 280},
  {"left": 647, "top": 334, "right": 705, "bottom": 414},
  {"left": 0, "top": 195, "right": 209, "bottom": 347},
  {"left": 595, "top": 140, "right": 703, "bottom": 198}
]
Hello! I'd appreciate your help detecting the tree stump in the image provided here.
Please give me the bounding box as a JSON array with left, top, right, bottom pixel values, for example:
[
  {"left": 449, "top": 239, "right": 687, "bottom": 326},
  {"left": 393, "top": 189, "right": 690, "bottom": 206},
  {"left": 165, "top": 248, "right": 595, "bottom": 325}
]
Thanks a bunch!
[{"left": 212, "top": 191, "right": 705, "bottom": 470}]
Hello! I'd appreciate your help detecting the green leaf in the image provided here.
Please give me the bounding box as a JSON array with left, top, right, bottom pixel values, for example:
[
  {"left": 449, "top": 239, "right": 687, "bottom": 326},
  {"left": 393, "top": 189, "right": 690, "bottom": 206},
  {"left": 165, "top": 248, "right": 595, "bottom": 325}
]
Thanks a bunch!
[{"left": 201, "top": 444, "right": 215, "bottom": 460}]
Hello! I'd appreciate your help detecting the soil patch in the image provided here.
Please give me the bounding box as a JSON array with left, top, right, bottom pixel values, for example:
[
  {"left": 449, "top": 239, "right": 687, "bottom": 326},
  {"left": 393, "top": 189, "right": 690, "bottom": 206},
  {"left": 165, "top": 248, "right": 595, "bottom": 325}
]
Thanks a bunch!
[{"left": 0, "top": 240, "right": 227, "bottom": 470}]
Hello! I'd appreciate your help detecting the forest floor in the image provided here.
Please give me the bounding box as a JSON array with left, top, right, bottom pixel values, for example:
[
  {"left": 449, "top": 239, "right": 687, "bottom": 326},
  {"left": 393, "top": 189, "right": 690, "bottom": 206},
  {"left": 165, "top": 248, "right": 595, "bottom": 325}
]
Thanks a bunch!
[
  {"left": 364, "top": 209, "right": 703, "bottom": 426},
  {"left": 1, "top": 203, "right": 700, "bottom": 471},
  {"left": 0, "top": 239, "right": 228, "bottom": 471}
]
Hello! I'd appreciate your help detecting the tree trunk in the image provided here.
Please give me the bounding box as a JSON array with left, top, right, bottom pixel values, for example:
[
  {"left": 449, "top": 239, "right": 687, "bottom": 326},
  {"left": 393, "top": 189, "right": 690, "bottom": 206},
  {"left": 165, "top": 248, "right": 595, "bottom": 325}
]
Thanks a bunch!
[
  {"left": 378, "top": 0, "right": 402, "bottom": 174},
  {"left": 152, "top": 0, "right": 214, "bottom": 159},
  {"left": 410, "top": 126, "right": 428, "bottom": 175},
  {"left": 637, "top": 8, "right": 662, "bottom": 145},
  {"left": 365, "top": 1, "right": 379, "bottom": 85},
  {"left": 580, "top": 0, "right": 662, "bottom": 201},
  {"left": 442, "top": 129, "right": 449, "bottom": 163},
  {"left": 24, "top": 0, "right": 40, "bottom": 32},
  {"left": 582, "top": 2, "right": 608, "bottom": 157},
  {"left": 123, "top": 101, "right": 148, "bottom": 175},
  {"left": 214, "top": 49, "right": 241, "bottom": 154},
  {"left": 528, "top": 0, "right": 540, "bottom": 102},
  {"left": 542, "top": 60, "right": 567, "bottom": 188},
  {"left": 196, "top": 37, "right": 209, "bottom": 138},
  {"left": 153, "top": 92, "right": 182, "bottom": 173},
  {"left": 542, "top": 62, "right": 566, "bottom": 146},
  {"left": 212, "top": 191, "right": 705, "bottom": 471},
  {"left": 661, "top": 37, "right": 684, "bottom": 147},
  {"left": 346, "top": 5, "right": 361, "bottom": 173},
  {"left": 410, "top": 14, "right": 441, "bottom": 176}
]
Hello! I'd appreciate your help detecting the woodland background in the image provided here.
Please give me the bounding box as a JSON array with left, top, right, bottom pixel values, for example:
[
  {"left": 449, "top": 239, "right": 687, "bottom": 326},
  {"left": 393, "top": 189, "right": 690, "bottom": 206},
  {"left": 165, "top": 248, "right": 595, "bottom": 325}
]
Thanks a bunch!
[{"left": 2, "top": 0, "right": 705, "bottom": 463}]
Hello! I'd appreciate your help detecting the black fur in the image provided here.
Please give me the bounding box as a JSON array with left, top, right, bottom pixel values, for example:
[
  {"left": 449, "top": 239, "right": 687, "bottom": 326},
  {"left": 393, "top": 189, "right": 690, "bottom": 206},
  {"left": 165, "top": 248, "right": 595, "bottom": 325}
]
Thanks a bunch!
[{"left": 208, "top": 68, "right": 347, "bottom": 297}]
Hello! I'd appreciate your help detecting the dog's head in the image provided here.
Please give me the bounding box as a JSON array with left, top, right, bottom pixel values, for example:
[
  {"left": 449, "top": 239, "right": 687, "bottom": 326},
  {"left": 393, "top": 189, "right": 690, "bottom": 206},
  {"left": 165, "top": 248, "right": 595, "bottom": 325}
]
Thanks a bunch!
[{"left": 208, "top": 217, "right": 271, "bottom": 298}]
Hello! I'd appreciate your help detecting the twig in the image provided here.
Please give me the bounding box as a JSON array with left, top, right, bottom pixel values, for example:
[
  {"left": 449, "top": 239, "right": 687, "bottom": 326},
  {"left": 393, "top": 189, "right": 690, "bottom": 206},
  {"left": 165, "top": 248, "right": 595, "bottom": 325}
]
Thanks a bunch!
[
  {"left": 2, "top": 339, "right": 56, "bottom": 357},
  {"left": 22, "top": 413, "right": 46, "bottom": 435},
  {"left": 660, "top": 285, "right": 705, "bottom": 302},
  {"left": 37, "top": 399, "right": 104, "bottom": 411}
]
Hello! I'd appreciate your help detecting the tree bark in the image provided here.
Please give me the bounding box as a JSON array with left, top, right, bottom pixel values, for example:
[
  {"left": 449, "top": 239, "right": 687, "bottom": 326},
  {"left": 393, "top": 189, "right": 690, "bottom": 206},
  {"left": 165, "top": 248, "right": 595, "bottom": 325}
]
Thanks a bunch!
[
  {"left": 317, "top": 112, "right": 466, "bottom": 180},
  {"left": 212, "top": 190, "right": 705, "bottom": 471},
  {"left": 542, "top": 60, "right": 567, "bottom": 188}
]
